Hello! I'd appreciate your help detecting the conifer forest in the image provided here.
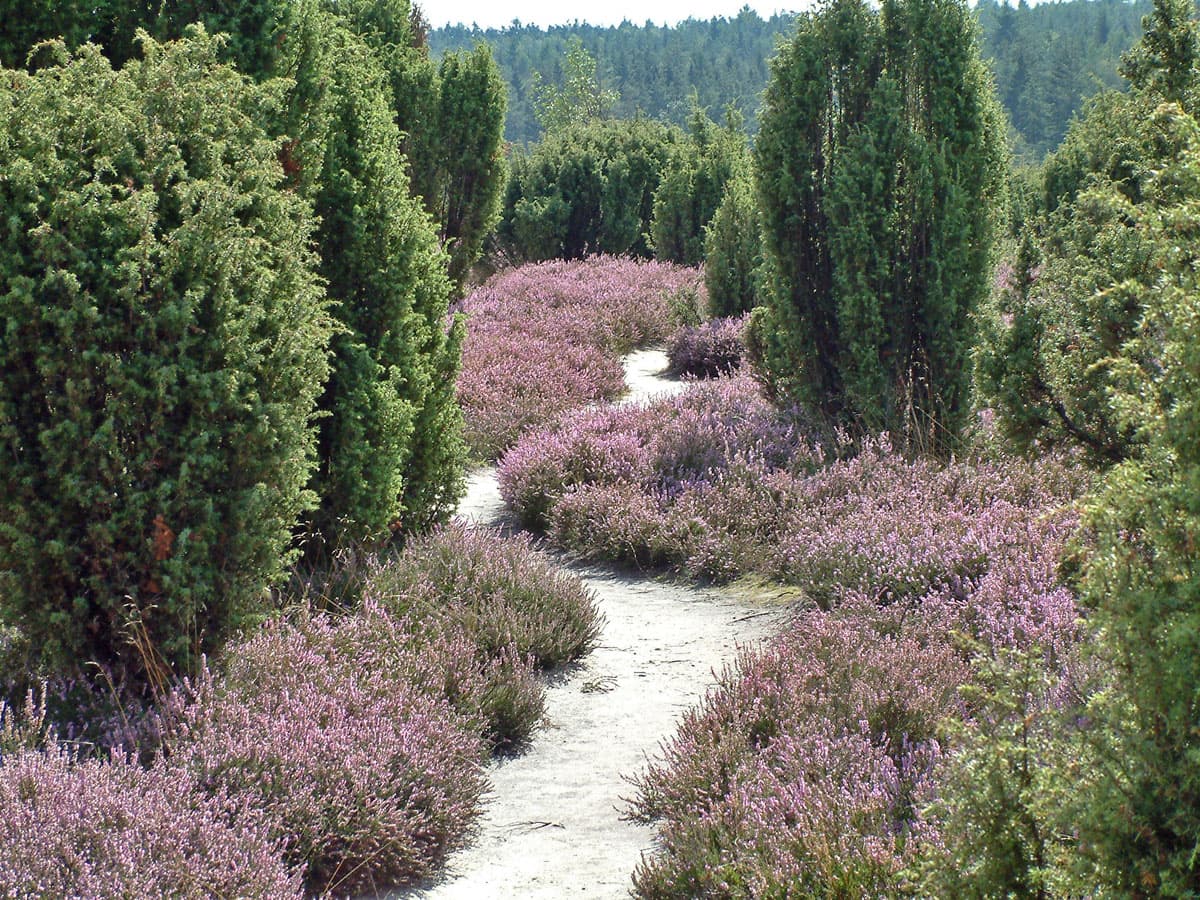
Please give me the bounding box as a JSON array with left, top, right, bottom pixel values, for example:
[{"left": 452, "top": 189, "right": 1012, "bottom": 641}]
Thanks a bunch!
[{"left": 0, "top": 0, "right": 1198, "bottom": 896}]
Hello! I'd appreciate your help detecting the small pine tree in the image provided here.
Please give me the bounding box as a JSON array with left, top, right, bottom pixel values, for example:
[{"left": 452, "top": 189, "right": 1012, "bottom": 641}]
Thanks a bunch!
[
  {"left": 426, "top": 46, "right": 508, "bottom": 293},
  {"left": 1120, "top": 0, "right": 1200, "bottom": 107},
  {"left": 329, "top": 0, "right": 507, "bottom": 296}
]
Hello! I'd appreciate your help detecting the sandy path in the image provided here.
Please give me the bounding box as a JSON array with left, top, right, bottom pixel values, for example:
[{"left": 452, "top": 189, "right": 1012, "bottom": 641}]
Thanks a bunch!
[{"left": 394, "top": 351, "right": 781, "bottom": 900}]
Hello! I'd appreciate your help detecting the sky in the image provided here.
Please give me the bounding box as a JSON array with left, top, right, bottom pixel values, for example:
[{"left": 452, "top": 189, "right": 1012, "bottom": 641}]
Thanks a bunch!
[{"left": 423, "top": 1, "right": 807, "bottom": 31}]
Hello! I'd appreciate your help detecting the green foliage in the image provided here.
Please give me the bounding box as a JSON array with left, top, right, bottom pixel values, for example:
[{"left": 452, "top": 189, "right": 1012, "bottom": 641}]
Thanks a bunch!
[
  {"left": 976, "top": 174, "right": 1170, "bottom": 465},
  {"left": 424, "top": 46, "right": 508, "bottom": 293},
  {"left": 0, "top": 0, "right": 295, "bottom": 76},
  {"left": 703, "top": 169, "right": 763, "bottom": 318},
  {"left": 650, "top": 106, "right": 749, "bottom": 267},
  {"left": 981, "top": 0, "right": 1200, "bottom": 464},
  {"left": 1120, "top": 0, "right": 1200, "bottom": 107},
  {"left": 327, "top": 0, "right": 506, "bottom": 296},
  {"left": 915, "top": 646, "right": 1090, "bottom": 899},
  {"left": 1041, "top": 89, "right": 1173, "bottom": 213},
  {"left": 0, "top": 33, "right": 333, "bottom": 684},
  {"left": 531, "top": 37, "right": 618, "bottom": 133},
  {"left": 295, "top": 17, "right": 461, "bottom": 545},
  {"left": 1071, "top": 107, "right": 1200, "bottom": 896},
  {"left": 754, "top": 0, "right": 1007, "bottom": 450},
  {"left": 0, "top": 0, "right": 99, "bottom": 68},
  {"left": 498, "top": 118, "right": 682, "bottom": 262}
]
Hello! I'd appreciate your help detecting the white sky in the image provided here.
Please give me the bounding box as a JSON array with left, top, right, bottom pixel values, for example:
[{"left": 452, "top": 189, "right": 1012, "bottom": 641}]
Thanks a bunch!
[{"left": 422, "top": 1, "right": 808, "bottom": 30}]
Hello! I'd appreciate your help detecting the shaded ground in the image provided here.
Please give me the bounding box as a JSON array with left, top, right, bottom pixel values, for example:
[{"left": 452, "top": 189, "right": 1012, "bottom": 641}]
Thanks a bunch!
[{"left": 393, "top": 351, "right": 784, "bottom": 899}]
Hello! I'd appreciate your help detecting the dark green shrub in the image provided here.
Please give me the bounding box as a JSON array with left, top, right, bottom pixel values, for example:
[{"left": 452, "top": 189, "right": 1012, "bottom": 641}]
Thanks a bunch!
[
  {"left": 0, "top": 33, "right": 332, "bottom": 685},
  {"left": 754, "top": 0, "right": 1007, "bottom": 449},
  {"left": 498, "top": 118, "right": 682, "bottom": 261},
  {"left": 299, "top": 18, "right": 464, "bottom": 545},
  {"left": 424, "top": 45, "right": 508, "bottom": 293},
  {"left": 978, "top": 14, "right": 1199, "bottom": 465},
  {"left": 0, "top": 0, "right": 294, "bottom": 76},
  {"left": 703, "top": 169, "right": 763, "bottom": 318},
  {"left": 650, "top": 108, "right": 748, "bottom": 267},
  {"left": 1070, "top": 107, "right": 1200, "bottom": 896},
  {"left": 329, "top": 0, "right": 507, "bottom": 296}
]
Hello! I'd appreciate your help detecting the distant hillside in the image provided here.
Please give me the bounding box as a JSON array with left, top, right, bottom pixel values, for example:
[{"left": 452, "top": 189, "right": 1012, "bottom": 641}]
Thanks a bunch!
[{"left": 430, "top": 0, "right": 1152, "bottom": 160}]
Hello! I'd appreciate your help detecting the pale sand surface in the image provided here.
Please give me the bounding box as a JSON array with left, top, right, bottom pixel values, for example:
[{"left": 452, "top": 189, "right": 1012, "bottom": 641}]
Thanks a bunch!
[{"left": 387, "top": 350, "right": 782, "bottom": 900}]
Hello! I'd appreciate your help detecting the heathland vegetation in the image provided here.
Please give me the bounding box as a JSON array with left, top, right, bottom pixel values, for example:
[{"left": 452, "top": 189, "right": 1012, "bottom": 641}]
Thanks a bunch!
[{"left": 1, "top": 0, "right": 1199, "bottom": 895}]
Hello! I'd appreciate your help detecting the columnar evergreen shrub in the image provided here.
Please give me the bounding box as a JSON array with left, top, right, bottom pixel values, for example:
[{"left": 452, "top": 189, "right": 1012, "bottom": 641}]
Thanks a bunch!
[
  {"left": 423, "top": 46, "right": 508, "bottom": 292},
  {"left": 330, "top": 0, "right": 508, "bottom": 295},
  {"left": 703, "top": 170, "right": 763, "bottom": 318},
  {"left": 650, "top": 108, "right": 749, "bottom": 267},
  {"left": 0, "top": 34, "right": 332, "bottom": 685},
  {"left": 1069, "top": 111, "right": 1200, "bottom": 896},
  {"left": 755, "top": 0, "right": 1007, "bottom": 448},
  {"left": 301, "top": 19, "right": 463, "bottom": 544}
]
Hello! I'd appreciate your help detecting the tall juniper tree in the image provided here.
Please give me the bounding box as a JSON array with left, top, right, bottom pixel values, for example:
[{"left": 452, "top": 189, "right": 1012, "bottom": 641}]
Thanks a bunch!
[
  {"left": 754, "top": 0, "right": 1006, "bottom": 450},
  {"left": 0, "top": 32, "right": 333, "bottom": 686},
  {"left": 289, "top": 14, "right": 463, "bottom": 545},
  {"left": 328, "top": 0, "right": 507, "bottom": 296}
]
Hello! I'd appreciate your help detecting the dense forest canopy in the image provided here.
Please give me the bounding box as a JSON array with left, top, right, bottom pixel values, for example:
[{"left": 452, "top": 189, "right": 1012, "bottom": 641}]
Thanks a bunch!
[{"left": 431, "top": 0, "right": 1152, "bottom": 158}]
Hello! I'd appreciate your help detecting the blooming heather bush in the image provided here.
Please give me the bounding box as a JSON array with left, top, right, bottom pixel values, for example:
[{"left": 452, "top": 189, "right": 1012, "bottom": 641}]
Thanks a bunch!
[
  {"left": 0, "top": 742, "right": 299, "bottom": 898},
  {"left": 768, "top": 439, "right": 1087, "bottom": 608},
  {"left": 169, "top": 614, "right": 488, "bottom": 896},
  {"left": 499, "top": 374, "right": 806, "bottom": 534},
  {"left": 457, "top": 256, "right": 703, "bottom": 457},
  {"left": 329, "top": 602, "right": 545, "bottom": 753},
  {"left": 666, "top": 315, "right": 747, "bottom": 378},
  {"left": 629, "top": 599, "right": 966, "bottom": 897},
  {"left": 369, "top": 523, "right": 602, "bottom": 670},
  {"left": 620, "top": 443, "right": 1087, "bottom": 896},
  {"left": 501, "top": 377, "right": 1088, "bottom": 599},
  {"left": 0, "top": 688, "right": 47, "bottom": 755}
]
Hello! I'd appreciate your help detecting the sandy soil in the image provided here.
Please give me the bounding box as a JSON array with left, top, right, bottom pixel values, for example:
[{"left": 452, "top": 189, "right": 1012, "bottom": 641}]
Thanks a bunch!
[{"left": 389, "top": 351, "right": 783, "bottom": 900}]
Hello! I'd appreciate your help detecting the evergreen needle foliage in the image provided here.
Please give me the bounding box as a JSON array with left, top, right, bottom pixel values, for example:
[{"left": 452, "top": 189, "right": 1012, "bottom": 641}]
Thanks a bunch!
[
  {"left": 650, "top": 107, "right": 749, "bottom": 268},
  {"left": 297, "top": 14, "right": 464, "bottom": 546},
  {"left": 0, "top": 32, "right": 333, "bottom": 686},
  {"left": 754, "top": 0, "right": 1007, "bottom": 451},
  {"left": 498, "top": 118, "right": 682, "bottom": 262}
]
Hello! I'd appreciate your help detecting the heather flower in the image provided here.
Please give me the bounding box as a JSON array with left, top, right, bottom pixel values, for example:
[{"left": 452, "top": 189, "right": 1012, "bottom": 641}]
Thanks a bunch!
[
  {"left": 0, "top": 741, "right": 300, "bottom": 899},
  {"left": 367, "top": 522, "right": 603, "bottom": 670},
  {"left": 457, "top": 256, "right": 704, "bottom": 457},
  {"left": 167, "top": 613, "right": 487, "bottom": 896},
  {"left": 630, "top": 599, "right": 966, "bottom": 897},
  {"left": 666, "top": 315, "right": 747, "bottom": 378}
]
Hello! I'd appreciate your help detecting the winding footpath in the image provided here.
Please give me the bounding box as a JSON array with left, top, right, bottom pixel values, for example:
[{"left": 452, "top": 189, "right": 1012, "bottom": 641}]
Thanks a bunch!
[{"left": 398, "top": 350, "right": 782, "bottom": 900}]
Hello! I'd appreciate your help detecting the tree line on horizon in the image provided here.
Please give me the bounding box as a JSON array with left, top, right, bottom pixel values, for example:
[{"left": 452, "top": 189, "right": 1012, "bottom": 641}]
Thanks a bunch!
[{"left": 431, "top": 0, "right": 1151, "bottom": 159}]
